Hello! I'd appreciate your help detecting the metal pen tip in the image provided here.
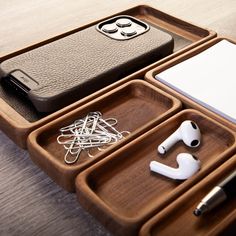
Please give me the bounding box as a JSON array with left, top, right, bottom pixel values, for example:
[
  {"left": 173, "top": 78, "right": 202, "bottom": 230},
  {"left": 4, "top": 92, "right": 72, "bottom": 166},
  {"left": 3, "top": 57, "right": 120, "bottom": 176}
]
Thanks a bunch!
[{"left": 193, "top": 208, "right": 202, "bottom": 217}]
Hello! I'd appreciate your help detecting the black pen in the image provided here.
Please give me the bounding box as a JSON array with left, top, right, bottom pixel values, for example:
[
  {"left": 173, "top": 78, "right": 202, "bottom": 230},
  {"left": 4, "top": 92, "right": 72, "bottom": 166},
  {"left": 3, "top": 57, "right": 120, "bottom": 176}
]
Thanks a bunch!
[{"left": 193, "top": 169, "right": 236, "bottom": 216}]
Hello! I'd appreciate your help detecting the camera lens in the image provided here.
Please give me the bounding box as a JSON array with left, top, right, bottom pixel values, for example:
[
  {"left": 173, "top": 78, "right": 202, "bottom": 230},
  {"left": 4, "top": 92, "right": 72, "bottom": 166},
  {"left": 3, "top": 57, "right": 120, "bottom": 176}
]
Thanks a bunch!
[
  {"left": 116, "top": 18, "right": 132, "bottom": 27},
  {"left": 121, "top": 27, "right": 137, "bottom": 36},
  {"left": 102, "top": 24, "right": 118, "bottom": 33}
]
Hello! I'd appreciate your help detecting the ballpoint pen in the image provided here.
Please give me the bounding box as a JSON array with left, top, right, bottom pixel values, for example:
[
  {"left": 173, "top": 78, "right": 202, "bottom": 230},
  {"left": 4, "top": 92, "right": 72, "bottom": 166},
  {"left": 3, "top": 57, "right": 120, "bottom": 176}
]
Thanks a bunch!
[{"left": 193, "top": 169, "right": 236, "bottom": 216}]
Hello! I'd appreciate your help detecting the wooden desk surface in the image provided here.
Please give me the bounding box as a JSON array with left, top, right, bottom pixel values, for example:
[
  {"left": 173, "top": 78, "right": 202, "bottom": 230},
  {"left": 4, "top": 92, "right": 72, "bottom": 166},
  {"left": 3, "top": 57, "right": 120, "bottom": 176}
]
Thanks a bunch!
[{"left": 0, "top": 0, "right": 235, "bottom": 235}]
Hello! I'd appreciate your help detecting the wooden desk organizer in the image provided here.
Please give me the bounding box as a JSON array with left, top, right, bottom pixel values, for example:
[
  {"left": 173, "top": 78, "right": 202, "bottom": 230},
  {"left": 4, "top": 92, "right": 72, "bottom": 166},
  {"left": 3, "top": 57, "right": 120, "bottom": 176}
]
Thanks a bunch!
[
  {"left": 0, "top": 5, "right": 215, "bottom": 148},
  {"left": 139, "top": 155, "right": 236, "bottom": 236},
  {"left": 75, "top": 109, "right": 236, "bottom": 236},
  {"left": 27, "top": 80, "right": 181, "bottom": 192},
  {"left": 145, "top": 37, "right": 236, "bottom": 131}
]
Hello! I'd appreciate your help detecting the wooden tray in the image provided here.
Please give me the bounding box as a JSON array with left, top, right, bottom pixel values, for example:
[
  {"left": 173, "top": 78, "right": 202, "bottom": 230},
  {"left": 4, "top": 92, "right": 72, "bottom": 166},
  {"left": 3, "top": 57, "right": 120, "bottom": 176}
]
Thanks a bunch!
[
  {"left": 0, "top": 5, "right": 215, "bottom": 148},
  {"left": 27, "top": 80, "right": 181, "bottom": 192},
  {"left": 145, "top": 37, "right": 236, "bottom": 132},
  {"left": 139, "top": 155, "right": 236, "bottom": 236},
  {"left": 75, "top": 109, "right": 236, "bottom": 236}
]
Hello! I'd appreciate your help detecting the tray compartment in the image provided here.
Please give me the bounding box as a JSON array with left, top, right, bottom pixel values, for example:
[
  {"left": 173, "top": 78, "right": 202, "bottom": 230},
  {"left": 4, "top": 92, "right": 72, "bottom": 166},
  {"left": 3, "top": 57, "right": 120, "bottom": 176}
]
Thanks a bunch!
[
  {"left": 28, "top": 80, "right": 181, "bottom": 192},
  {"left": 76, "top": 109, "right": 236, "bottom": 236},
  {"left": 145, "top": 37, "right": 236, "bottom": 131}
]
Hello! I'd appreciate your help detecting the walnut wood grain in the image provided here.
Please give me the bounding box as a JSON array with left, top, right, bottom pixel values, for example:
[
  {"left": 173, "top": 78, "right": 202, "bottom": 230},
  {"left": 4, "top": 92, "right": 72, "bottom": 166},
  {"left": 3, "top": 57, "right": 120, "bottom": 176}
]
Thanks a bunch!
[
  {"left": 139, "top": 155, "right": 236, "bottom": 236},
  {"left": 28, "top": 80, "right": 181, "bottom": 192},
  {"left": 76, "top": 109, "right": 236, "bottom": 235}
]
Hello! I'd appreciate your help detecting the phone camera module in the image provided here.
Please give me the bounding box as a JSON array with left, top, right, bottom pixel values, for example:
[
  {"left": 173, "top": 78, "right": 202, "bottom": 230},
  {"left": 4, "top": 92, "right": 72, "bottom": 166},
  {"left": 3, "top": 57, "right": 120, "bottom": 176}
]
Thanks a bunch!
[{"left": 97, "top": 16, "right": 149, "bottom": 40}]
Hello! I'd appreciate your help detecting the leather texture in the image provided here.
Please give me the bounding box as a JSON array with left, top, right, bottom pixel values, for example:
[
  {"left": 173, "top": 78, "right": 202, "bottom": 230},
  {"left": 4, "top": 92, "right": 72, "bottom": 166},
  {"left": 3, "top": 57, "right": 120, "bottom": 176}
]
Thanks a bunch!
[{"left": 0, "top": 22, "right": 173, "bottom": 113}]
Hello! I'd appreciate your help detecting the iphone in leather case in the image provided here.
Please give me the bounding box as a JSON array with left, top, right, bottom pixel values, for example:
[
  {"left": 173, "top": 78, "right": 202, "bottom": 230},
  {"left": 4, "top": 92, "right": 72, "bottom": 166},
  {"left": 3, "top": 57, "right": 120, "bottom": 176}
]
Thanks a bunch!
[{"left": 0, "top": 15, "right": 174, "bottom": 113}]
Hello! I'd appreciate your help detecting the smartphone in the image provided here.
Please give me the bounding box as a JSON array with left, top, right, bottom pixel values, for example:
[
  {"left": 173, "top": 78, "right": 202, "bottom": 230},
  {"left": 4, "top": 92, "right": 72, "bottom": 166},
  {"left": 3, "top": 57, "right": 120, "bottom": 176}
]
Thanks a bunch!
[{"left": 0, "top": 15, "right": 174, "bottom": 113}]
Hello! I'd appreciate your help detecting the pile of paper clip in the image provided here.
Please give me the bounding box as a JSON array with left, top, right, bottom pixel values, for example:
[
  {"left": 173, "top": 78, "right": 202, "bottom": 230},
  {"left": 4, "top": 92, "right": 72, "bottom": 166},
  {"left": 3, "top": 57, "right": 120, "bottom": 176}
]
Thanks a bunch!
[{"left": 57, "top": 111, "right": 130, "bottom": 164}]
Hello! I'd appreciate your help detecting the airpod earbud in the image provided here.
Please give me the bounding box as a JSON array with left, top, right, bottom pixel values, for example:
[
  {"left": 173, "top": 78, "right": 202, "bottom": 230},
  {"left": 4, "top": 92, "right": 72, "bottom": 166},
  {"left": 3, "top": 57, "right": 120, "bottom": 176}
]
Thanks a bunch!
[
  {"left": 150, "top": 153, "right": 201, "bottom": 180},
  {"left": 158, "top": 120, "right": 201, "bottom": 154}
]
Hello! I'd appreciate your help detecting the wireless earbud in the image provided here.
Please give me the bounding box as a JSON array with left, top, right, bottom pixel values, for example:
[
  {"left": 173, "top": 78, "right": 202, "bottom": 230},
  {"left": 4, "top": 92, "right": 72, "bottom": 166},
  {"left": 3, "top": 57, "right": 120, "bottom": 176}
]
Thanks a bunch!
[
  {"left": 158, "top": 120, "right": 201, "bottom": 154},
  {"left": 150, "top": 153, "right": 201, "bottom": 180}
]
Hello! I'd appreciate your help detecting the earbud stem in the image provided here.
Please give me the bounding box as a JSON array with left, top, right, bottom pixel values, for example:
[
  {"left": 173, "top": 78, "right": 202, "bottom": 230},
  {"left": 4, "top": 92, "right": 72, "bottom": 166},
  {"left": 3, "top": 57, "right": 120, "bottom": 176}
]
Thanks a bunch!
[
  {"left": 150, "top": 161, "right": 180, "bottom": 179},
  {"left": 158, "top": 130, "right": 180, "bottom": 154}
]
